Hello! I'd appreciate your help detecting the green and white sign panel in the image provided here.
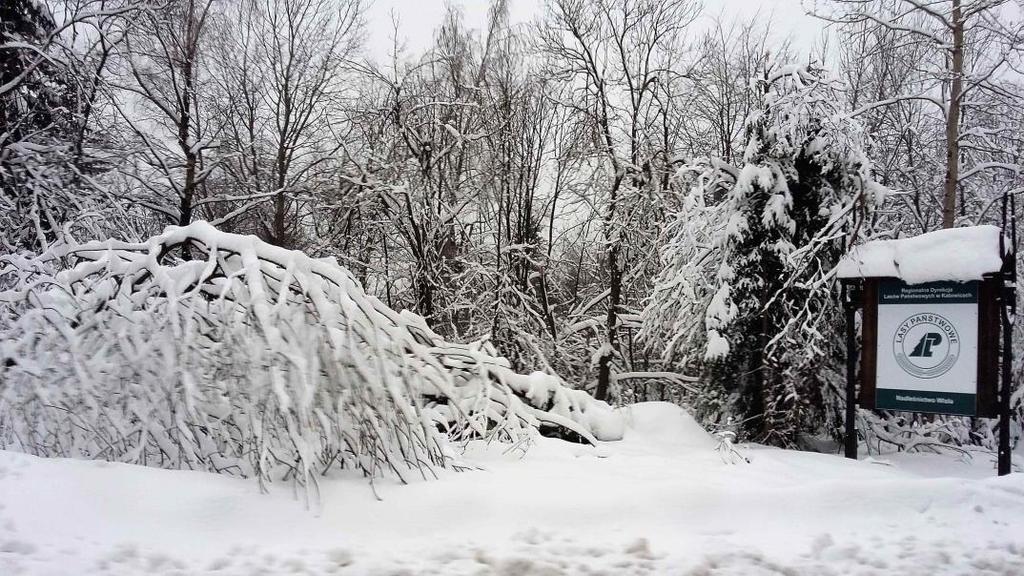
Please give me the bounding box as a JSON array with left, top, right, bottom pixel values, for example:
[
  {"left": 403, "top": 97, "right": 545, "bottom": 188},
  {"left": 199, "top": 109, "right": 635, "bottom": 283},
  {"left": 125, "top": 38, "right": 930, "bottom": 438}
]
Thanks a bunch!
[{"left": 876, "top": 280, "right": 979, "bottom": 416}]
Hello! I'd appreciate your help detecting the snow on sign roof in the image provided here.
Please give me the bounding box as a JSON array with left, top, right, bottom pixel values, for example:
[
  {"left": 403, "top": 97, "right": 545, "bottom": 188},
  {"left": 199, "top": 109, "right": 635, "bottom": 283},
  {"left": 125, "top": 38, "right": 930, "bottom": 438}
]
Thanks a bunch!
[{"left": 837, "top": 225, "right": 1007, "bottom": 284}]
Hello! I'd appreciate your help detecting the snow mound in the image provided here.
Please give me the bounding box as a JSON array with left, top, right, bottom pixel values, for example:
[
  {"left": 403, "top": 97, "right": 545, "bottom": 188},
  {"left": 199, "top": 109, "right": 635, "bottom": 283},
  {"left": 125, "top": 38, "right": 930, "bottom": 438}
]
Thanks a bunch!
[
  {"left": 837, "top": 225, "right": 1007, "bottom": 284},
  {"left": 620, "top": 402, "right": 717, "bottom": 449}
]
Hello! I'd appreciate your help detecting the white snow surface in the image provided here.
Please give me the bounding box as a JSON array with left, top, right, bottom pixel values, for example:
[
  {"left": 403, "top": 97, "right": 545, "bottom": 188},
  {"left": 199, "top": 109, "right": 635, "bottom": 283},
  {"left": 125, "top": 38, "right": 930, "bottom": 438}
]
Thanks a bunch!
[
  {"left": 2, "top": 401, "right": 1023, "bottom": 575},
  {"left": 836, "top": 225, "right": 1007, "bottom": 284}
]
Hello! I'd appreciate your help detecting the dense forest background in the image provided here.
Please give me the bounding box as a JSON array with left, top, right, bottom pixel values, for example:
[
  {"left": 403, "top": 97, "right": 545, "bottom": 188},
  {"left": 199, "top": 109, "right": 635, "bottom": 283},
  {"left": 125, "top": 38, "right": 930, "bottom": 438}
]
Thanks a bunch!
[{"left": 3, "top": 0, "right": 1023, "bottom": 451}]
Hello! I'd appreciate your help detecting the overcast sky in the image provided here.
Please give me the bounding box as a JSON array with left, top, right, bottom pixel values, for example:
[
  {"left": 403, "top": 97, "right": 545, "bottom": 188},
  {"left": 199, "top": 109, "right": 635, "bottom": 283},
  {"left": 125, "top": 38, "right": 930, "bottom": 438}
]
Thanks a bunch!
[{"left": 364, "top": 0, "right": 827, "bottom": 62}]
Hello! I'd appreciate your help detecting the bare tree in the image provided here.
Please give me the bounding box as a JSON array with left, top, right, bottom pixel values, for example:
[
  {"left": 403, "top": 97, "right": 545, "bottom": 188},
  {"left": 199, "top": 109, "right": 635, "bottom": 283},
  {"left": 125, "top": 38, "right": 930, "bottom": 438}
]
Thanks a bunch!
[
  {"left": 348, "top": 6, "right": 497, "bottom": 333},
  {"left": 211, "top": 0, "right": 363, "bottom": 248},
  {"left": 810, "top": 0, "right": 1024, "bottom": 229},
  {"left": 681, "top": 16, "right": 782, "bottom": 163},
  {"left": 115, "top": 0, "right": 221, "bottom": 227},
  {"left": 537, "top": 0, "right": 700, "bottom": 401}
]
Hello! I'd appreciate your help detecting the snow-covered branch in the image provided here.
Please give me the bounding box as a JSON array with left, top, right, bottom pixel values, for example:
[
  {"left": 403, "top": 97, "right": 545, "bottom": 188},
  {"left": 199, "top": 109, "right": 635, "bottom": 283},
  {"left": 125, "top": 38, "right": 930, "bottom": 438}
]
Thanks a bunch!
[{"left": 0, "top": 223, "right": 622, "bottom": 502}]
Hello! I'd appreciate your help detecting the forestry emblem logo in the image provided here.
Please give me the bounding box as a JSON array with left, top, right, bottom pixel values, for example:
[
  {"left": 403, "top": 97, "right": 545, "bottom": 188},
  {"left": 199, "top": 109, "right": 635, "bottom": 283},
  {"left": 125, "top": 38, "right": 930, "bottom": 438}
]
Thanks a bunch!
[{"left": 892, "top": 313, "right": 960, "bottom": 379}]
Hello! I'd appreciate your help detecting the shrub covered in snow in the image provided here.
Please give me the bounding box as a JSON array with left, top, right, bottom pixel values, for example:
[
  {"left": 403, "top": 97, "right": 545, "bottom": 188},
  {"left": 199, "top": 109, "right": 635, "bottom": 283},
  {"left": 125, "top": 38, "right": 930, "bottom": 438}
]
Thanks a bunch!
[{"left": 0, "top": 222, "right": 620, "bottom": 501}]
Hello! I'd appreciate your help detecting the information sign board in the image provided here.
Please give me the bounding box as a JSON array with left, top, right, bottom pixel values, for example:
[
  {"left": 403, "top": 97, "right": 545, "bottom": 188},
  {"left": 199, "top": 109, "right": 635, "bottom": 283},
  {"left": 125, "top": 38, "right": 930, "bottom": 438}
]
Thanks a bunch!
[{"left": 874, "top": 280, "right": 979, "bottom": 415}]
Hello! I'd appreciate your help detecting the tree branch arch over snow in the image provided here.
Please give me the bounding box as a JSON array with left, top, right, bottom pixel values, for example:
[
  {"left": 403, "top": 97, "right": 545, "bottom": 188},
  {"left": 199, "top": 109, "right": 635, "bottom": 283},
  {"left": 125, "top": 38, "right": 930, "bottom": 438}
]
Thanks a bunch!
[{"left": 0, "top": 222, "right": 621, "bottom": 503}]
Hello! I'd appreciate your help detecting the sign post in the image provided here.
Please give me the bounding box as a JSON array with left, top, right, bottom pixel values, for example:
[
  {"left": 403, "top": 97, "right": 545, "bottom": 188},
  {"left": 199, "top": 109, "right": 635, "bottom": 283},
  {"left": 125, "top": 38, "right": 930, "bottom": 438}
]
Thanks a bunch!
[
  {"left": 842, "top": 281, "right": 861, "bottom": 460},
  {"left": 837, "top": 225, "right": 1015, "bottom": 476},
  {"left": 999, "top": 279, "right": 1015, "bottom": 475}
]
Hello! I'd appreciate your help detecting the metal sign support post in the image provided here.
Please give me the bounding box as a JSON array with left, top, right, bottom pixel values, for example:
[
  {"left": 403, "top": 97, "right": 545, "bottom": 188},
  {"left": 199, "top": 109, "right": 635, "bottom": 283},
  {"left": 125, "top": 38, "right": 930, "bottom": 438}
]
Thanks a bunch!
[
  {"left": 998, "top": 271, "right": 1015, "bottom": 476},
  {"left": 842, "top": 280, "right": 863, "bottom": 460},
  {"left": 998, "top": 188, "right": 1016, "bottom": 477}
]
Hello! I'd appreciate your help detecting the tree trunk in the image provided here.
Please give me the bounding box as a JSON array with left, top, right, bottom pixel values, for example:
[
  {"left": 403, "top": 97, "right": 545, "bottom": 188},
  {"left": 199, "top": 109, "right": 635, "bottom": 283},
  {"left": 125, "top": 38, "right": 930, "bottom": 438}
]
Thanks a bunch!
[
  {"left": 942, "top": 0, "right": 963, "bottom": 229},
  {"left": 272, "top": 146, "right": 287, "bottom": 246},
  {"left": 177, "top": 2, "right": 198, "bottom": 228},
  {"left": 595, "top": 180, "right": 623, "bottom": 402},
  {"left": 273, "top": 190, "right": 286, "bottom": 245}
]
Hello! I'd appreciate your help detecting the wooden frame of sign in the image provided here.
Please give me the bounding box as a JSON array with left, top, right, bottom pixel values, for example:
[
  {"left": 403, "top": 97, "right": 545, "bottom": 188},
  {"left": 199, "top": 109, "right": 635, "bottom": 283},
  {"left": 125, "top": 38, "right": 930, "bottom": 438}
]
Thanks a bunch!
[{"left": 858, "top": 275, "right": 1001, "bottom": 418}]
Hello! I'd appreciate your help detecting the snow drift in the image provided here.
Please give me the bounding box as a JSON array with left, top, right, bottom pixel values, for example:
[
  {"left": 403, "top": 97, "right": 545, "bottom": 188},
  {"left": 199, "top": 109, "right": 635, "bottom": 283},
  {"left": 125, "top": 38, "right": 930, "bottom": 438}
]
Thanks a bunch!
[{"left": 0, "top": 222, "right": 621, "bottom": 500}]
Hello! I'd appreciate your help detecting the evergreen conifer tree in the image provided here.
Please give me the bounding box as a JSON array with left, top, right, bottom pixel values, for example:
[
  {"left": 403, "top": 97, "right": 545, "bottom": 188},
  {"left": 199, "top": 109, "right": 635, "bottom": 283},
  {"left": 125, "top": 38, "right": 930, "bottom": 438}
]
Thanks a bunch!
[{"left": 644, "top": 64, "right": 884, "bottom": 444}]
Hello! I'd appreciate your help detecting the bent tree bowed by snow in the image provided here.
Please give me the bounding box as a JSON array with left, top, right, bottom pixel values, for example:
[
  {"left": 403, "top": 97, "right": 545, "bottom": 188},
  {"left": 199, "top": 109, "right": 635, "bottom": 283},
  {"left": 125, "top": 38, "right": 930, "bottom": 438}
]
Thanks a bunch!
[{"left": 0, "top": 222, "right": 620, "bottom": 502}]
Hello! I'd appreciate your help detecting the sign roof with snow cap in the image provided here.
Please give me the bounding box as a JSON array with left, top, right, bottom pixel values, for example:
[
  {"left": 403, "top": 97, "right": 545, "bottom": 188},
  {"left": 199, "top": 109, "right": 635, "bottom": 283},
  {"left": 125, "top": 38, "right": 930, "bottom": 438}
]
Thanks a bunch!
[{"left": 836, "top": 225, "right": 1007, "bottom": 284}]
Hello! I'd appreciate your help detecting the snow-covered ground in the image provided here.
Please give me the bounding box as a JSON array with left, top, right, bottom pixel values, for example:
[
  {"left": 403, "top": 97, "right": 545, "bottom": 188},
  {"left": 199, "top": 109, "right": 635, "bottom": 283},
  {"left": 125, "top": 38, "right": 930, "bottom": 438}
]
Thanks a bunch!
[{"left": 1, "top": 402, "right": 1022, "bottom": 575}]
